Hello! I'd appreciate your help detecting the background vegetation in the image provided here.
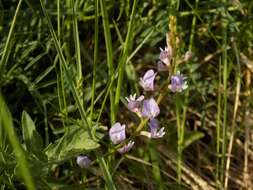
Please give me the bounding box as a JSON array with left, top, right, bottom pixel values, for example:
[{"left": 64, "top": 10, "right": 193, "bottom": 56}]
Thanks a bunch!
[{"left": 0, "top": 0, "right": 253, "bottom": 189}]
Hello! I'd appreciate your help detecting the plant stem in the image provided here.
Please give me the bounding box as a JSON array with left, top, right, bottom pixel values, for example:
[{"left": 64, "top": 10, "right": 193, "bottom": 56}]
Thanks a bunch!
[
  {"left": 115, "top": 0, "right": 138, "bottom": 113},
  {"left": 221, "top": 0, "right": 228, "bottom": 187},
  {"left": 90, "top": 0, "right": 99, "bottom": 123},
  {"left": 100, "top": 0, "right": 115, "bottom": 125}
]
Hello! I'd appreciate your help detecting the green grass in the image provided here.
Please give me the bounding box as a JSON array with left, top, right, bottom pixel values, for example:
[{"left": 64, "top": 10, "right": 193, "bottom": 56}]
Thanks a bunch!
[{"left": 0, "top": 0, "right": 252, "bottom": 189}]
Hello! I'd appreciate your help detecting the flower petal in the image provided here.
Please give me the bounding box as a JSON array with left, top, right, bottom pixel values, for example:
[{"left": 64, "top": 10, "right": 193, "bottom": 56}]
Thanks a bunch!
[
  {"left": 139, "top": 69, "right": 156, "bottom": 91},
  {"left": 118, "top": 141, "right": 135, "bottom": 154},
  {"left": 109, "top": 123, "right": 126, "bottom": 144},
  {"left": 76, "top": 156, "right": 91, "bottom": 168},
  {"left": 142, "top": 98, "right": 160, "bottom": 119}
]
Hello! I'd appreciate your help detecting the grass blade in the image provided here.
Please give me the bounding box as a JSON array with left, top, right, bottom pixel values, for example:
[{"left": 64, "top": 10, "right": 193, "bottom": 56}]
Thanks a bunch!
[
  {"left": 0, "top": 94, "right": 35, "bottom": 190},
  {"left": 39, "top": 1, "right": 116, "bottom": 189},
  {"left": 100, "top": 0, "right": 115, "bottom": 124},
  {"left": 0, "top": 0, "right": 22, "bottom": 77},
  {"left": 115, "top": 0, "right": 138, "bottom": 112}
]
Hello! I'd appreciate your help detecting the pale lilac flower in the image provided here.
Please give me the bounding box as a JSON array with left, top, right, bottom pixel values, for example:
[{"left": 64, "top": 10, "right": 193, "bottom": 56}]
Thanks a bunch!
[
  {"left": 148, "top": 119, "right": 165, "bottom": 138},
  {"left": 157, "top": 61, "right": 168, "bottom": 72},
  {"left": 125, "top": 94, "right": 144, "bottom": 114},
  {"left": 109, "top": 123, "right": 134, "bottom": 154},
  {"left": 159, "top": 45, "right": 172, "bottom": 66},
  {"left": 139, "top": 69, "right": 156, "bottom": 91},
  {"left": 169, "top": 72, "right": 188, "bottom": 92},
  {"left": 118, "top": 141, "right": 135, "bottom": 154},
  {"left": 109, "top": 122, "right": 126, "bottom": 144},
  {"left": 141, "top": 98, "right": 160, "bottom": 119},
  {"left": 76, "top": 156, "right": 91, "bottom": 168}
]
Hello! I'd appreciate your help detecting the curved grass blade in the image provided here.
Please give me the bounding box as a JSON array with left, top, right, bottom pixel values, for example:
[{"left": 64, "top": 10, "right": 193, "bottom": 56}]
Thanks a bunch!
[
  {"left": 0, "top": 0, "right": 23, "bottom": 78},
  {"left": 0, "top": 94, "right": 36, "bottom": 190}
]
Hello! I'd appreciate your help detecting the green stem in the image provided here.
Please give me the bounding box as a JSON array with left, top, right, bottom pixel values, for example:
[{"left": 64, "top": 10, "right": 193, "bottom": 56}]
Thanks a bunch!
[
  {"left": 100, "top": 0, "right": 115, "bottom": 125},
  {"left": 216, "top": 58, "right": 222, "bottom": 188},
  {"left": 176, "top": 94, "right": 182, "bottom": 187},
  {"left": 115, "top": 0, "right": 138, "bottom": 113},
  {"left": 90, "top": 0, "right": 99, "bottom": 123},
  {"left": 221, "top": 1, "right": 228, "bottom": 187},
  {"left": 56, "top": 0, "right": 68, "bottom": 129},
  {"left": 71, "top": 0, "right": 83, "bottom": 105}
]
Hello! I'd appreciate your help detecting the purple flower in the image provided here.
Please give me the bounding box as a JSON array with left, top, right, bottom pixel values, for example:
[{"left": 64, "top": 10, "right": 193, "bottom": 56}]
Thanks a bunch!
[
  {"left": 157, "top": 61, "right": 168, "bottom": 72},
  {"left": 139, "top": 69, "right": 156, "bottom": 91},
  {"left": 118, "top": 141, "right": 135, "bottom": 154},
  {"left": 169, "top": 73, "right": 188, "bottom": 92},
  {"left": 125, "top": 94, "right": 144, "bottom": 114},
  {"left": 159, "top": 46, "right": 172, "bottom": 66},
  {"left": 76, "top": 156, "right": 91, "bottom": 168},
  {"left": 141, "top": 98, "right": 160, "bottom": 119},
  {"left": 109, "top": 123, "right": 134, "bottom": 154},
  {"left": 109, "top": 122, "right": 126, "bottom": 144},
  {"left": 148, "top": 119, "right": 165, "bottom": 138}
]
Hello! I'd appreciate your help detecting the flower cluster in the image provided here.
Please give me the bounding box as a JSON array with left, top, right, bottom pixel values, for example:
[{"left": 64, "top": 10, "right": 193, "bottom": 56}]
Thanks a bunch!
[
  {"left": 107, "top": 36, "right": 191, "bottom": 155},
  {"left": 76, "top": 33, "right": 191, "bottom": 167},
  {"left": 108, "top": 95, "right": 162, "bottom": 154}
]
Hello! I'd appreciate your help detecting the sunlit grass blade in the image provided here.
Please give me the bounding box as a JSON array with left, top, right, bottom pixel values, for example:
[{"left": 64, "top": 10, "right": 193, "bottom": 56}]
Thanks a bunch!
[
  {"left": 56, "top": 0, "right": 68, "bottom": 129},
  {"left": 100, "top": 0, "right": 115, "bottom": 125},
  {"left": 115, "top": 0, "right": 138, "bottom": 112},
  {"left": 221, "top": 1, "right": 228, "bottom": 188},
  {"left": 216, "top": 58, "right": 222, "bottom": 188},
  {"left": 71, "top": 0, "right": 83, "bottom": 103},
  {"left": 0, "top": 0, "right": 22, "bottom": 78}
]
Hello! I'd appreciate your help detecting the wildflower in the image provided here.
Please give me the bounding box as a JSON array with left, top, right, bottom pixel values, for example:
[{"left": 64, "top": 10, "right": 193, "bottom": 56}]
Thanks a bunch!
[
  {"left": 139, "top": 69, "right": 156, "bottom": 91},
  {"left": 109, "top": 123, "right": 134, "bottom": 154},
  {"left": 118, "top": 141, "right": 135, "bottom": 154},
  {"left": 140, "top": 119, "right": 165, "bottom": 139},
  {"left": 76, "top": 156, "right": 91, "bottom": 168},
  {"left": 141, "top": 98, "right": 160, "bottom": 119},
  {"left": 159, "top": 45, "right": 172, "bottom": 66},
  {"left": 169, "top": 72, "right": 188, "bottom": 92},
  {"left": 126, "top": 94, "right": 144, "bottom": 115},
  {"left": 109, "top": 122, "right": 126, "bottom": 145},
  {"left": 157, "top": 60, "right": 168, "bottom": 72},
  {"left": 148, "top": 119, "right": 165, "bottom": 138}
]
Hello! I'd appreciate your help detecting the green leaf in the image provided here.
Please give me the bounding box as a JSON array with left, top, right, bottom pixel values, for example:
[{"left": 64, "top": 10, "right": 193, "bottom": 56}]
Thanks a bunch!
[
  {"left": 182, "top": 131, "right": 204, "bottom": 150},
  {"left": 45, "top": 125, "right": 102, "bottom": 162},
  {"left": 21, "top": 111, "right": 43, "bottom": 152}
]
